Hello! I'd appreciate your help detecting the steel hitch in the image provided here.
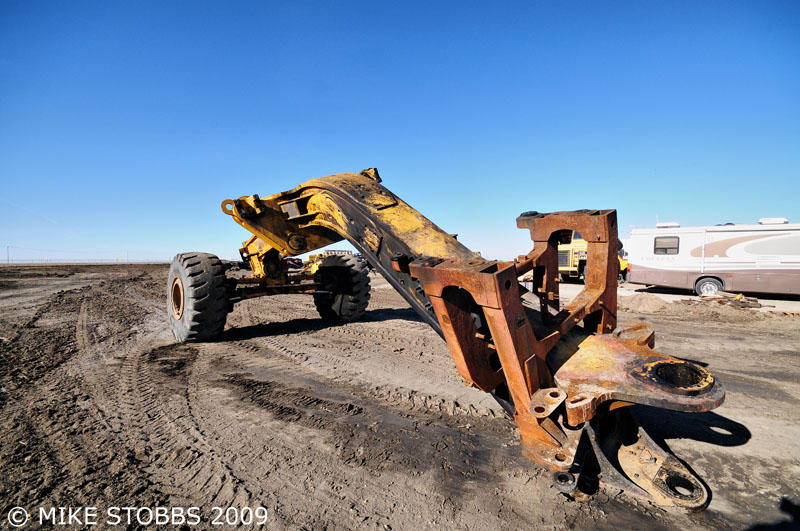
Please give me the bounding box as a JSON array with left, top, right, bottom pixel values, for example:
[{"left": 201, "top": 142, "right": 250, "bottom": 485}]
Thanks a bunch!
[{"left": 550, "top": 323, "right": 723, "bottom": 509}]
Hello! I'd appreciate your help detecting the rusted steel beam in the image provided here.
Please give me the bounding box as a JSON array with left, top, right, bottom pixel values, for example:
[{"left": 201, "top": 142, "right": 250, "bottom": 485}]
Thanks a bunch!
[{"left": 408, "top": 210, "right": 722, "bottom": 509}]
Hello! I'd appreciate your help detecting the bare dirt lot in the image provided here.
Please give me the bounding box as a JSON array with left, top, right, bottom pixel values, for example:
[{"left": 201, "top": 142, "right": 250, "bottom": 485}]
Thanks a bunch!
[{"left": 1, "top": 264, "right": 798, "bottom": 529}]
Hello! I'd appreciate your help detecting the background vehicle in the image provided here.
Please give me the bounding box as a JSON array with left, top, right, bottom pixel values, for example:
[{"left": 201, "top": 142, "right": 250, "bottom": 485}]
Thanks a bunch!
[
  {"left": 304, "top": 250, "right": 360, "bottom": 274},
  {"left": 558, "top": 231, "right": 629, "bottom": 282},
  {"left": 627, "top": 218, "right": 800, "bottom": 296},
  {"left": 283, "top": 256, "right": 303, "bottom": 269}
]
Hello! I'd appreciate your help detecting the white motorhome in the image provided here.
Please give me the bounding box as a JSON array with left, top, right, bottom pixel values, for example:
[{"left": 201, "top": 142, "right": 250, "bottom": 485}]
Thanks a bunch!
[{"left": 626, "top": 218, "right": 800, "bottom": 295}]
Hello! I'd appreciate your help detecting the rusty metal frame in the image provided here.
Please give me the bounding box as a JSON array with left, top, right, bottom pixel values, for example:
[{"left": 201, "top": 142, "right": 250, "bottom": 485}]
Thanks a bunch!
[
  {"left": 407, "top": 210, "right": 723, "bottom": 508},
  {"left": 405, "top": 210, "right": 623, "bottom": 470},
  {"left": 218, "top": 169, "right": 725, "bottom": 509}
]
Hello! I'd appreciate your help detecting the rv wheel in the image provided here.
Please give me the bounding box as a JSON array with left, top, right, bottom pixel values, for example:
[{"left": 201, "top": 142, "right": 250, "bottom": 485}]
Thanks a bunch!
[{"left": 695, "top": 277, "right": 723, "bottom": 296}]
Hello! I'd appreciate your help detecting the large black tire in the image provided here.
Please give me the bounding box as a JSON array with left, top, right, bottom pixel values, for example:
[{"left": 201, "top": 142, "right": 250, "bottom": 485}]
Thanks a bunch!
[
  {"left": 167, "top": 252, "right": 230, "bottom": 342},
  {"left": 695, "top": 277, "right": 723, "bottom": 296},
  {"left": 313, "top": 254, "right": 371, "bottom": 322}
]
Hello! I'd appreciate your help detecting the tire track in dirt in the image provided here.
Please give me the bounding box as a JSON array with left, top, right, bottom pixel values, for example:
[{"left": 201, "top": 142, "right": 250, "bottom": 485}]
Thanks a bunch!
[
  {"left": 73, "top": 297, "right": 119, "bottom": 434},
  {"left": 114, "top": 340, "right": 255, "bottom": 508},
  {"left": 132, "top": 338, "right": 355, "bottom": 528},
  {"left": 179, "top": 338, "right": 405, "bottom": 526},
  {"left": 56, "top": 280, "right": 343, "bottom": 528},
  {"left": 69, "top": 284, "right": 262, "bottom": 513},
  {"left": 255, "top": 327, "right": 502, "bottom": 420},
  {"left": 2, "top": 281, "right": 162, "bottom": 516},
  {"left": 0, "top": 288, "right": 86, "bottom": 409},
  {"left": 182, "top": 341, "right": 322, "bottom": 528},
  {"left": 61, "top": 274, "right": 654, "bottom": 528},
  {"left": 192, "top": 339, "right": 394, "bottom": 527},
  {"left": 225, "top": 285, "right": 505, "bottom": 420},
  {"left": 174, "top": 335, "right": 557, "bottom": 530}
]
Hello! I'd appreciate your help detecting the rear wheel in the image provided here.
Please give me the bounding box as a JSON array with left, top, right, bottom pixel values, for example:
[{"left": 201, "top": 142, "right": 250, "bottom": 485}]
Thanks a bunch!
[
  {"left": 313, "top": 254, "right": 371, "bottom": 322},
  {"left": 695, "top": 277, "right": 723, "bottom": 296},
  {"left": 168, "top": 252, "right": 230, "bottom": 342}
]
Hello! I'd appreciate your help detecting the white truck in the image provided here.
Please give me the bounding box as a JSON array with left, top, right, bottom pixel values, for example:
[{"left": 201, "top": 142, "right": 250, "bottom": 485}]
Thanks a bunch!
[{"left": 626, "top": 218, "right": 800, "bottom": 296}]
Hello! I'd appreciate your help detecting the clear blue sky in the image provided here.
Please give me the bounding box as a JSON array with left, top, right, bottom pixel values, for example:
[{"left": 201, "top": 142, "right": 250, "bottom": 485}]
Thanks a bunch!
[{"left": 1, "top": 1, "right": 798, "bottom": 262}]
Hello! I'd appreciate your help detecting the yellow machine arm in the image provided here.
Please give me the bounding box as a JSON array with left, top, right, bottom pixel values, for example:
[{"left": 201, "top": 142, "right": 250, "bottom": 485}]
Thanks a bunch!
[{"left": 221, "top": 168, "right": 481, "bottom": 333}]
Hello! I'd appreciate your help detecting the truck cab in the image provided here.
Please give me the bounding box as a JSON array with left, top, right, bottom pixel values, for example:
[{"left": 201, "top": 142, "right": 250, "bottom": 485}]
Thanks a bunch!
[
  {"left": 558, "top": 231, "right": 628, "bottom": 282},
  {"left": 557, "top": 231, "right": 588, "bottom": 282}
]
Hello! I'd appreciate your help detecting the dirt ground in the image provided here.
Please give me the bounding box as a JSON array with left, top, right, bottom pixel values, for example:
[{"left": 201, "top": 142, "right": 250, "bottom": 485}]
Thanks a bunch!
[{"left": 1, "top": 264, "right": 798, "bottom": 529}]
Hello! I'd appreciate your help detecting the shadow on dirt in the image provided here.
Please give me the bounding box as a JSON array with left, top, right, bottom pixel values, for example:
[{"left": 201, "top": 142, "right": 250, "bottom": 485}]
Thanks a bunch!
[
  {"left": 222, "top": 308, "right": 424, "bottom": 341},
  {"left": 633, "top": 406, "right": 751, "bottom": 447},
  {"left": 222, "top": 318, "right": 331, "bottom": 340},
  {"left": 363, "top": 307, "right": 422, "bottom": 323},
  {"left": 748, "top": 497, "right": 800, "bottom": 530}
]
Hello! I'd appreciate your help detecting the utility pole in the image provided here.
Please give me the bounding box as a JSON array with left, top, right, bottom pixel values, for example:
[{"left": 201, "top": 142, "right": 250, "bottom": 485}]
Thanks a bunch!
[{"left": 6, "top": 245, "right": 9, "bottom": 264}]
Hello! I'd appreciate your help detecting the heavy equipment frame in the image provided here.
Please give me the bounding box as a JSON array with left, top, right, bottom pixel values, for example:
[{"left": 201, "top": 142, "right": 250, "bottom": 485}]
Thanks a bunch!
[{"left": 167, "top": 168, "right": 725, "bottom": 510}]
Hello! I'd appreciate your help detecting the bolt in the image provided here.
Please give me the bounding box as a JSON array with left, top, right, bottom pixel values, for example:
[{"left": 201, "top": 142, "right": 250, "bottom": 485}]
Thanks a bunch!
[{"left": 288, "top": 234, "right": 307, "bottom": 251}]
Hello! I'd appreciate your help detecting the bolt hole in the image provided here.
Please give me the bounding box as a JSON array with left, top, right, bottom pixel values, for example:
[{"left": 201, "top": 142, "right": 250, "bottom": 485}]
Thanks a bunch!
[
  {"left": 665, "top": 473, "right": 696, "bottom": 497},
  {"left": 549, "top": 391, "right": 560, "bottom": 399},
  {"left": 569, "top": 396, "right": 586, "bottom": 404},
  {"left": 653, "top": 362, "right": 706, "bottom": 387},
  {"left": 504, "top": 280, "right": 512, "bottom": 290},
  {"left": 556, "top": 472, "right": 572, "bottom": 484},
  {"left": 533, "top": 405, "right": 546, "bottom": 414},
  {"left": 555, "top": 453, "right": 567, "bottom": 462}
]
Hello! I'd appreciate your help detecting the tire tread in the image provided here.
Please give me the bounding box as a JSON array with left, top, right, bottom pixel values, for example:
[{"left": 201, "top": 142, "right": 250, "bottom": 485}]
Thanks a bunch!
[
  {"left": 168, "top": 252, "right": 230, "bottom": 342},
  {"left": 313, "top": 254, "right": 371, "bottom": 323}
]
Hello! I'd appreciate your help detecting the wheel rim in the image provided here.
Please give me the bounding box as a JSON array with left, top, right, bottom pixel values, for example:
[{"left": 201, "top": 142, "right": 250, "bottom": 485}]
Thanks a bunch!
[
  {"left": 699, "top": 282, "right": 717, "bottom": 295},
  {"left": 170, "top": 276, "right": 185, "bottom": 319}
]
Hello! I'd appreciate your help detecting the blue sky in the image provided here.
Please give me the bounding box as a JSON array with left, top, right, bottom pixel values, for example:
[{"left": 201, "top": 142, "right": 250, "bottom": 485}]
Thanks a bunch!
[{"left": 1, "top": 1, "right": 798, "bottom": 262}]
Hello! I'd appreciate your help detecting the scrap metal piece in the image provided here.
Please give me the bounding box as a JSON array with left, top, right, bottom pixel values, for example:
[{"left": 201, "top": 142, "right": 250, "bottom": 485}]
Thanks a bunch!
[
  {"left": 588, "top": 408, "right": 710, "bottom": 510},
  {"left": 553, "top": 331, "right": 724, "bottom": 426},
  {"left": 530, "top": 387, "right": 567, "bottom": 419}
]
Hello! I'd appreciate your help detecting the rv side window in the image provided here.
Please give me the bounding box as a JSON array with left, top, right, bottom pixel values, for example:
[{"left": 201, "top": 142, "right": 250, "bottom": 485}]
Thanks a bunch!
[{"left": 654, "top": 236, "right": 679, "bottom": 255}]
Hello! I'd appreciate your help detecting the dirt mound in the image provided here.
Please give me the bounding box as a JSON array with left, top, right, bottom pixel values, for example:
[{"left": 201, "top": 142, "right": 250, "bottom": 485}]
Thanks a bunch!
[
  {"left": 676, "top": 299, "right": 766, "bottom": 323},
  {"left": 618, "top": 294, "right": 669, "bottom": 313},
  {"left": 618, "top": 293, "right": 799, "bottom": 330}
]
